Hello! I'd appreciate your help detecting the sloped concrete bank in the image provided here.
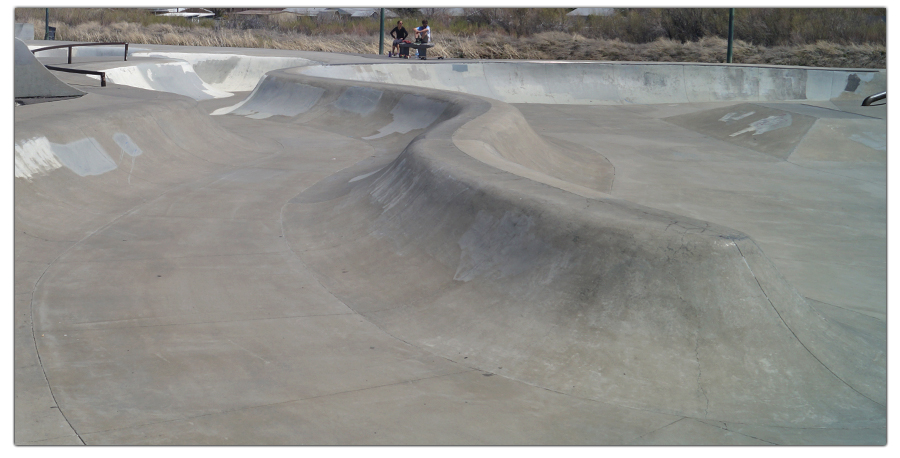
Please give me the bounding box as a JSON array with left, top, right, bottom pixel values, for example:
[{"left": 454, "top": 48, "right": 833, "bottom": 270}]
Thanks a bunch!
[
  {"left": 15, "top": 91, "right": 270, "bottom": 237},
  {"left": 14, "top": 87, "right": 290, "bottom": 444},
  {"left": 253, "top": 72, "right": 887, "bottom": 427},
  {"left": 26, "top": 42, "right": 318, "bottom": 97}
]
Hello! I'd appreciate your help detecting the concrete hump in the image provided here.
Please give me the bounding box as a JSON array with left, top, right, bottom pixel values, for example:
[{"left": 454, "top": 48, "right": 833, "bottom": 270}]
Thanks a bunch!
[{"left": 14, "top": 38, "right": 85, "bottom": 99}]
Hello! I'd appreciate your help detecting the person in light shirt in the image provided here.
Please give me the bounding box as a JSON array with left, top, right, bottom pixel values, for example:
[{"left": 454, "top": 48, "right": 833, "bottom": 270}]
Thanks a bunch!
[{"left": 414, "top": 19, "right": 431, "bottom": 44}]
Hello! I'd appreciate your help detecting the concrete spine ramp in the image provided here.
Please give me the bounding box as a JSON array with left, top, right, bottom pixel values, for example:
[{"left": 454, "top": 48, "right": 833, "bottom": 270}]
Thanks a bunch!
[
  {"left": 213, "top": 70, "right": 885, "bottom": 426},
  {"left": 14, "top": 38, "right": 85, "bottom": 99}
]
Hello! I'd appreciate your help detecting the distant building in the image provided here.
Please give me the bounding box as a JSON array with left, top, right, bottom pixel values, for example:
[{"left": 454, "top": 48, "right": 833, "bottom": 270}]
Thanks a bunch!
[
  {"left": 419, "top": 8, "right": 467, "bottom": 17},
  {"left": 335, "top": 8, "right": 398, "bottom": 19},
  {"left": 235, "top": 8, "right": 398, "bottom": 20},
  {"left": 151, "top": 8, "right": 215, "bottom": 18},
  {"left": 566, "top": 8, "right": 615, "bottom": 17},
  {"left": 282, "top": 8, "right": 336, "bottom": 18}
]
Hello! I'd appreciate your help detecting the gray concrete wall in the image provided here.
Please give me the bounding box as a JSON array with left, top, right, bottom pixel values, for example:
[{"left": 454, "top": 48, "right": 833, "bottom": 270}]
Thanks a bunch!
[{"left": 297, "top": 61, "right": 887, "bottom": 105}]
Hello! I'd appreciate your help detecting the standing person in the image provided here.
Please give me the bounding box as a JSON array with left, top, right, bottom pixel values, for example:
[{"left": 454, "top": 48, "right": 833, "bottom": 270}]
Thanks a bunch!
[
  {"left": 388, "top": 20, "right": 408, "bottom": 57},
  {"left": 414, "top": 19, "right": 431, "bottom": 44}
]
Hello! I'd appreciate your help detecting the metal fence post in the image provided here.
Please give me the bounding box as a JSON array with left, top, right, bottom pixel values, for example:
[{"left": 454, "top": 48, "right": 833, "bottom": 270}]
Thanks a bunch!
[
  {"left": 379, "top": 8, "right": 385, "bottom": 55},
  {"left": 727, "top": 8, "right": 735, "bottom": 63}
]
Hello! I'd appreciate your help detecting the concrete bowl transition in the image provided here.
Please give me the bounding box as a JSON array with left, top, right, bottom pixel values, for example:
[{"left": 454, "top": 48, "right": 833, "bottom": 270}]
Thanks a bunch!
[{"left": 14, "top": 38, "right": 887, "bottom": 445}]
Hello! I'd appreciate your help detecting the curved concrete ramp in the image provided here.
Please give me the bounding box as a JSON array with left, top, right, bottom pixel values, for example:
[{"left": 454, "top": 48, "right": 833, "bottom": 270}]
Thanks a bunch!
[
  {"left": 131, "top": 51, "right": 315, "bottom": 92},
  {"left": 28, "top": 46, "right": 314, "bottom": 100},
  {"left": 14, "top": 38, "right": 85, "bottom": 100},
  {"left": 14, "top": 50, "right": 886, "bottom": 445}
]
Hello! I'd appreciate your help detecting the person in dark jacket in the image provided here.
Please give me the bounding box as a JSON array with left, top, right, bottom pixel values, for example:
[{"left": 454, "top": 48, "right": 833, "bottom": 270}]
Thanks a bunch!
[{"left": 388, "top": 20, "right": 408, "bottom": 57}]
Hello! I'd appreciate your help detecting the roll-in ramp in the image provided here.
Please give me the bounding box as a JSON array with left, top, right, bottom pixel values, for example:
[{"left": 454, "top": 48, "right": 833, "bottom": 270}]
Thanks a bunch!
[{"left": 14, "top": 38, "right": 85, "bottom": 100}]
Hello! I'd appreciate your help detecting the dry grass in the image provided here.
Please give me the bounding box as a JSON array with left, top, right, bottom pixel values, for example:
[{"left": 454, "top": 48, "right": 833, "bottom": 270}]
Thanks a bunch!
[{"left": 18, "top": 14, "right": 885, "bottom": 68}]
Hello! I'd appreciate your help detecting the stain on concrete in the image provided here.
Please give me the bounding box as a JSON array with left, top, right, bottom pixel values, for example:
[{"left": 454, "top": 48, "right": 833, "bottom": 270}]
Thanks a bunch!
[
  {"left": 50, "top": 138, "right": 118, "bottom": 176},
  {"left": 730, "top": 114, "right": 792, "bottom": 137},
  {"left": 113, "top": 133, "right": 142, "bottom": 157},
  {"left": 362, "top": 94, "right": 448, "bottom": 140},
  {"left": 14, "top": 137, "right": 62, "bottom": 180},
  {"left": 666, "top": 103, "right": 816, "bottom": 159},
  {"left": 845, "top": 74, "right": 861, "bottom": 92},
  {"left": 335, "top": 86, "right": 383, "bottom": 116},
  {"left": 454, "top": 210, "right": 550, "bottom": 282}
]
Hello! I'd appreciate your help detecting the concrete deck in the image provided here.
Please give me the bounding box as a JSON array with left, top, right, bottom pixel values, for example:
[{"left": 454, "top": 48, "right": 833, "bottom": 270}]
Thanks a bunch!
[{"left": 14, "top": 40, "right": 887, "bottom": 445}]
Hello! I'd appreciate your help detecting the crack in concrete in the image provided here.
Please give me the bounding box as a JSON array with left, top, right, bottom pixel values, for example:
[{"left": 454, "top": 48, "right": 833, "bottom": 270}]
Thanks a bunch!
[
  {"left": 56, "top": 311, "right": 356, "bottom": 332},
  {"left": 16, "top": 433, "right": 84, "bottom": 445},
  {"left": 766, "top": 254, "right": 885, "bottom": 270},
  {"left": 77, "top": 368, "right": 477, "bottom": 439},
  {"left": 29, "top": 283, "right": 85, "bottom": 445},
  {"left": 627, "top": 417, "right": 686, "bottom": 444},
  {"left": 51, "top": 249, "right": 289, "bottom": 264},
  {"left": 695, "top": 332, "right": 709, "bottom": 419},
  {"left": 785, "top": 159, "right": 884, "bottom": 186},
  {"left": 804, "top": 295, "right": 885, "bottom": 321},
  {"left": 18, "top": 230, "right": 78, "bottom": 244},
  {"left": 733, "top": 241, "right": 885, "bottom": 409},
  {"left": 695, "top": 419, "right": 779, "bottom": 445}
]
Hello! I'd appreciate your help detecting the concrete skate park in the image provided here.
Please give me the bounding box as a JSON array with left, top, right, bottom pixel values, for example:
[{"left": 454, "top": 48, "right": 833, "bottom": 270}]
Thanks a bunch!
[{"left": 14, "top": 36, "right": 887, "bottom": 445}]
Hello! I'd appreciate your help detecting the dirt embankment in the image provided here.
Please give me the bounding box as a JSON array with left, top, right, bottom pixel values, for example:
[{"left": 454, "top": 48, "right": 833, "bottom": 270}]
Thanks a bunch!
[{"left": 22, "top": 19, "right": 886, "bottom": 69}]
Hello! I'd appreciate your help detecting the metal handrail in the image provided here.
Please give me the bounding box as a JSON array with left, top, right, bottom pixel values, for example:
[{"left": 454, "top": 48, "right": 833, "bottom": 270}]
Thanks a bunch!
[
  {"left": 43, "top": 65, "right": 107, "bottom": 87},
  {"left": 862, "top": 91, "right": 886, "bottom": 106},
  {"left": 31, "top": 42, "right": 129, "bottom": 64}
]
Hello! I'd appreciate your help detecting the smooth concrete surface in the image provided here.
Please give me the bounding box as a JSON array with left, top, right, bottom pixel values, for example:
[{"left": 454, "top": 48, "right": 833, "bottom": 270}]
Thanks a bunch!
[{"left": 14, "top": 40, "right": 887, "bottom": 445}]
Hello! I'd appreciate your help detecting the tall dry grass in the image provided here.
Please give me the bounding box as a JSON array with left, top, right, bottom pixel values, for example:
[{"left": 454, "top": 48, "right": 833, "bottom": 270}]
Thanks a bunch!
[{"left": 16, "top": 8, "right": 886, "bottom": 68}]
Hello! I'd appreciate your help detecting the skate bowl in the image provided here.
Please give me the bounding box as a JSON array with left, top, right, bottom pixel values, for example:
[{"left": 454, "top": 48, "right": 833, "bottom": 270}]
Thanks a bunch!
[{"left": 14, "top": 45, "right": 887, "bottom": 445}]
